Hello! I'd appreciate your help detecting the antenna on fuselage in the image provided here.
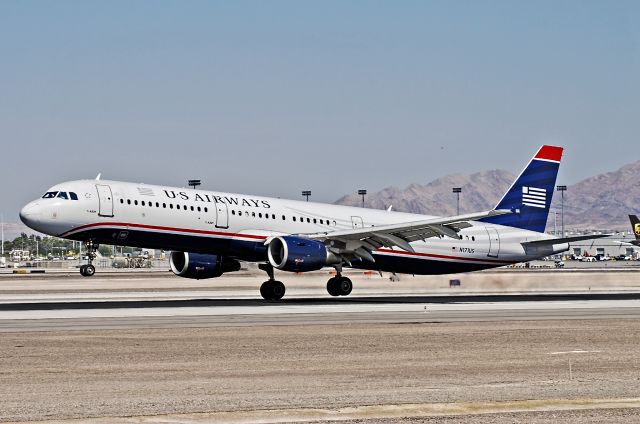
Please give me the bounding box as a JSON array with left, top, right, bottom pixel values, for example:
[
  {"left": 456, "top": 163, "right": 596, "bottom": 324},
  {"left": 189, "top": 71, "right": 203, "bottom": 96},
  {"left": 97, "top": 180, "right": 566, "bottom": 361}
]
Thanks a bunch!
[{"left": 95, "top": 173, "right": 102, "bottom": 181}]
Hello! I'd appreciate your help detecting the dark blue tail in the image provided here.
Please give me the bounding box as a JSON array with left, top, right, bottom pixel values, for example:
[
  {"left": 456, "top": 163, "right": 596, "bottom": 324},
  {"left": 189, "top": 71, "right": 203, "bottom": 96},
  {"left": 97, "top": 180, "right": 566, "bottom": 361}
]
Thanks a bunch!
[{"left": 480, "top": 145, "right": 563, "bottom": 233}]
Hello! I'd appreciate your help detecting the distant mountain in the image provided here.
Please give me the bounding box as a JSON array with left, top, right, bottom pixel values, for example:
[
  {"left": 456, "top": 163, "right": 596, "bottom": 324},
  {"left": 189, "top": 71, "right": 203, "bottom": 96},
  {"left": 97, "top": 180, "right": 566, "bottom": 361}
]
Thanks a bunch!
[
  {"left": 551, "top": 161, "right": 640, "bottom": 230},
  {"left": 335, "top": 170, "right": 515, "bottom": 216},
  {"left": 335, "top": 161, "right": 640, "bottom": 231}
]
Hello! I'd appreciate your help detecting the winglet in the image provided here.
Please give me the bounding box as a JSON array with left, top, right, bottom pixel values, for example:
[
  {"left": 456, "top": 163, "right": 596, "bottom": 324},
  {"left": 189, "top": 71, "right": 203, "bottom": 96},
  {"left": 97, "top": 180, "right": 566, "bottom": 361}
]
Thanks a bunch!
[{"left": 95, "top": 173, "right": 102, "bottom": 181}]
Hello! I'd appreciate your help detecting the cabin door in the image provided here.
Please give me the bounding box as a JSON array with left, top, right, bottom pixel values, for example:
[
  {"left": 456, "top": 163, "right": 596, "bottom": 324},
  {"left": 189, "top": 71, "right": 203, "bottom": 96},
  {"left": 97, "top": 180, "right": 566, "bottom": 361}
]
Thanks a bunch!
[
  {"left": 95, "top": 184, "right": 114, "bottom": 217},
  {"left": 486, "top": 227, "right": 500, "bottom": 258},
  {"left": 215, "top": 201, "right": 229, "bottom": 229}
]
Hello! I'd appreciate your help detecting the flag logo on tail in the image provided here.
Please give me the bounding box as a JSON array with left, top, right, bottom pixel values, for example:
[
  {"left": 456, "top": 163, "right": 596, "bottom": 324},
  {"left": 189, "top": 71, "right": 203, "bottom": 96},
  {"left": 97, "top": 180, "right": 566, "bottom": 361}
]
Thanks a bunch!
[
  {"left": 634, "top": 223, "right": 640, "bottom": 236},
  {"left": 522, "top": 186, "right": 547, "bottom": 209}
]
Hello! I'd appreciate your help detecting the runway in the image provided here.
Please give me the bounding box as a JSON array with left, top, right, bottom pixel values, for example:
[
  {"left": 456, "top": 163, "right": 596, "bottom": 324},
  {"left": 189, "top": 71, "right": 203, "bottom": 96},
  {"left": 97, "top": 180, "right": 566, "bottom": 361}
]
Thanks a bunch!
[
  {"left": 2, "top": 293, "right": 640, "bottom": 332},
  {"left": 2, "top": 270, "right": 640, "bottom": 423}
]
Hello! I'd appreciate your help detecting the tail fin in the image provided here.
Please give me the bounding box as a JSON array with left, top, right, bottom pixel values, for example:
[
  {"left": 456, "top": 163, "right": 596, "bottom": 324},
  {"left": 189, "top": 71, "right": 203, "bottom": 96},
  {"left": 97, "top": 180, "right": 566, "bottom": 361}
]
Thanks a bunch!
[
  {"left": 629, "top": 215, "right": 640, "bottom": 241},
  {"left": 480, "top": 145, "right": 563, "bottom": 233}
]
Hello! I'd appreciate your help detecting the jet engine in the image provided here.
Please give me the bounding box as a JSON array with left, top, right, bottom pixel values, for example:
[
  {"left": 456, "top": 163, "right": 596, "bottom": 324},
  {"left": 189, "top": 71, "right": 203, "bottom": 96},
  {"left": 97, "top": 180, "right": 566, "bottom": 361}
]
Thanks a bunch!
[
  {"left": 267, "top": 236, "right": 337, "bottom": 272},
  {"left": 169, "top": 252, "right": 241, "bottom": 279}
]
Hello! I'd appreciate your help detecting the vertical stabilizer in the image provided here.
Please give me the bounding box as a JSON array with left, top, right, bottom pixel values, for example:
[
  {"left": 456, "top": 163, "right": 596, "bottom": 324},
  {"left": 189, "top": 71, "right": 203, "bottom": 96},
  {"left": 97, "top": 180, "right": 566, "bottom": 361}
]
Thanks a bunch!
[
  {"left": 480, "top": 145, "right": 563, "bottom": 233},
  {"left": 629, "top": 215, "right": 640, "bottom": 243}
]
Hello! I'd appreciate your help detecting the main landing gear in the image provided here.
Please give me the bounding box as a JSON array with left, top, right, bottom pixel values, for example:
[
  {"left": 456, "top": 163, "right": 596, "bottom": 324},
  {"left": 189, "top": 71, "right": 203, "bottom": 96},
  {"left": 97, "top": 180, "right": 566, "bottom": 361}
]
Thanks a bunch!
[
  {"left": 79, "top": 240, "right": 98, "bottom": 277},
  {"left": 259, "top": 263, "right": 286, "bottom": 301},
  {"left": 326, "top": 270, "right": 352, "bottom": 297},
  {"left": 256, "top": 263, "right": 353, "bottom": 300}
]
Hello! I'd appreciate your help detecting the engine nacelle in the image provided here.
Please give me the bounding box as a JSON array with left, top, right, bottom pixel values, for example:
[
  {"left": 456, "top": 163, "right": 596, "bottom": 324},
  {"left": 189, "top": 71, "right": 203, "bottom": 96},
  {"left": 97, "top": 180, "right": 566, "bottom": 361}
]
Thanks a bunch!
[
  {"left": 170, "top": 252, "right": 241, "bottom": 279},
  {"left": 267, "top": 236, "right": 335, "bottom": 272}
]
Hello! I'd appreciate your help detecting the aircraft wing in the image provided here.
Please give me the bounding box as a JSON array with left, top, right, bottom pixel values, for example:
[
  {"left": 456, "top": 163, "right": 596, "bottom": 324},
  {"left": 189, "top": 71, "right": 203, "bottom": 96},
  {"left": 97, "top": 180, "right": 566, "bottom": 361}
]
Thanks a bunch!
[{"left": 308, "top": 209, "right": 511, "bottom": 263}]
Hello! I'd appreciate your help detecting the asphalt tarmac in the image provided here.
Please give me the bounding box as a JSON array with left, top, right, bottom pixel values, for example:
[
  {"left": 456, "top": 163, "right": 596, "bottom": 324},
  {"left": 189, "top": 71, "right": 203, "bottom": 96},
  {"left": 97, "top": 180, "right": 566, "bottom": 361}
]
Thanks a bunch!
[{"left": 1, "top": 270, "right": 640, "bottom": 423}]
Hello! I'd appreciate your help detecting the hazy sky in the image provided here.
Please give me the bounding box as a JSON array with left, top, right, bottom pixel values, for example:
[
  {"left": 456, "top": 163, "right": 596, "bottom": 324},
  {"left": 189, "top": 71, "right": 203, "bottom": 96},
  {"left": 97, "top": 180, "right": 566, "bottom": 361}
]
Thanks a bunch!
[{"left": 1, "top": 1, "right": 639, "bottom": 221}]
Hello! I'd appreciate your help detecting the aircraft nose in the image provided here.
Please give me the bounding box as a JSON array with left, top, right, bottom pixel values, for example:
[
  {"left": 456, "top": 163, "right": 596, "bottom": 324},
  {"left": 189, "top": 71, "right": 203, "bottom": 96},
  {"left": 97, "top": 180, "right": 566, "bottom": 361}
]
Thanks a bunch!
[{"left": 19, "top": 201, "right": 42, "bottom": 227}]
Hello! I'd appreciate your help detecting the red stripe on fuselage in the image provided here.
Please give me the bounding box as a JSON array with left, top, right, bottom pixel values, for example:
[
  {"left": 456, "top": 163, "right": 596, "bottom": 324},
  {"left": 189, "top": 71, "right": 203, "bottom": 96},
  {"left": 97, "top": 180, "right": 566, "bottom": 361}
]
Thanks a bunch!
[
  {"left": 59, "top": 221, "right": 268, "bottom": 240},
  {"left": 376, "top": 248, "right": 512, "bottom": 264}
]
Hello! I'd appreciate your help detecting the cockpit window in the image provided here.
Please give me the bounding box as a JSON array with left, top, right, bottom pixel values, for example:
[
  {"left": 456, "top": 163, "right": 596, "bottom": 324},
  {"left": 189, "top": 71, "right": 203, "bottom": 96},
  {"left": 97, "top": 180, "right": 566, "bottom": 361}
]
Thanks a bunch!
[
  {"left": 42, "top": 191, "right": 58, "bottom": 199},
  {"left": 69, "top": 192, "right": 78, "bottom": 200},
  {"left": 57, "top": 192, "right": 69, "bottom": 200}
]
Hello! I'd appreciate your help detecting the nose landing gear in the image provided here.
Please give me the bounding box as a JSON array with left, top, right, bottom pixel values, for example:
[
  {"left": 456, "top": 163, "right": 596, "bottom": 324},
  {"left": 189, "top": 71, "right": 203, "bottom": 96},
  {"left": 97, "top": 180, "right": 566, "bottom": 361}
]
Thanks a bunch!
[{"left": 79, "top": 240, "right": 98, "bottom": 277}]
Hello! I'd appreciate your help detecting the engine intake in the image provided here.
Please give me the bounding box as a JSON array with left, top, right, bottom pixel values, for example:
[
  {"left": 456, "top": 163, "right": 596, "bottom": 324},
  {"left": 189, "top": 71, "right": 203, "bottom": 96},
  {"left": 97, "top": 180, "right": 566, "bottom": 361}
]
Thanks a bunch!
[
  {"left": 267, "top": 236, "right": 336, "bottom": 272},
  {"left": 170, "top": 252, "right": 241, "bottom": 279}
]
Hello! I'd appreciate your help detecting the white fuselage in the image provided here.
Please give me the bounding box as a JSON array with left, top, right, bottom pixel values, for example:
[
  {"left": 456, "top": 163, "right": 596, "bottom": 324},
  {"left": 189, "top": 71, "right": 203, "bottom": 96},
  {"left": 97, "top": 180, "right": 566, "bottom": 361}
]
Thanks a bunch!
[{"left": 20, "top": 179, "right": 565, "bottom": 274}]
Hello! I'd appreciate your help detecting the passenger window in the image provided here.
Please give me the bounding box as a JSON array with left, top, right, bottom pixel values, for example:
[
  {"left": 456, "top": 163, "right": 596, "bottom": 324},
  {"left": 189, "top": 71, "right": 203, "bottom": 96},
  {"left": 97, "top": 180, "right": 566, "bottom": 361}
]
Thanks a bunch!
[
  {"left": 306, "top": 218, "right": 310, "bottom": 223},
  {"left": 134, "top": 200, "right": 138, "bottom": 206},
  {"left": 282, "top": 215, "right": 286, "bottom": 220},
  {"left": 272, "top": 214, "right": 276, "bottom": 219},
  {"left": 120, "top": 199, "right": 124, "bottom": 204},
  {"left": 197, "top": 206, "right": 201, "bottom": 212},
  {"left": 204, "top": 207, "right": 208, "bottom": 212},
  {"left": 472, "top": 236, "right": 475, "bottom": 241},
  {"left": 252, "top": 212, "right": 256, "bottom": 217},
  {"left": 238, "top": 211, "right": 242, "bottom": 216},
  {"left": 191, "top": 206, "right": 194, "bottom": 211},
  {"left": 293, "top": 217, "right": 296, "bottom": 222},
  {"left": 69, "top": 192, "right": 78, "bottom": 200},
  {"left": 163, "top": 203, "right": 166, "bottom": 208},
  {"left": 232, "top": 210, "right": 235, "bottom": 215},
  {"left": 313, "top": 218, "right": 317, "bottom": 224},
  {"left": 170, "top": 204, "right": 173, "bottom": 209},
  {"left": 127, "top": 199, "right": 131, "bottom": 205},
  {"left": 42, "top": 191, "right": 58, "bottom": 199},
  {"left": 259, "top": 213, "right": 263, "bottom": 218},
  {"left": 141, "top": 201, "right": 145, "bottom": 206},
  {"left": 57, "top": 192, "right": 68, "bottom": 200}
]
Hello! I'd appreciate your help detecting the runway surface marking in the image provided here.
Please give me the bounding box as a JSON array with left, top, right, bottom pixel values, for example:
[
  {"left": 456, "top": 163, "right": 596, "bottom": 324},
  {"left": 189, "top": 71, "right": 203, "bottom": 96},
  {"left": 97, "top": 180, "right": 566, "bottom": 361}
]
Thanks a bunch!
[{"left": 9, "top": 398, "right": 640, "bottom": 423}]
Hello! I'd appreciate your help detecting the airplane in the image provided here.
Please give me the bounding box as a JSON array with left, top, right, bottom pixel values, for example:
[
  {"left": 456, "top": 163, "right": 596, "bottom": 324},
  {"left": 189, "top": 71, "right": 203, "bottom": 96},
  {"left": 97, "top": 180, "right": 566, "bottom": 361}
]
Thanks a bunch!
[
  {"left": 19, "top": 145, "right": 607, "bottom": 300},
  {"left": 628, "top": 215, "right": 640, "bottom": 246}
]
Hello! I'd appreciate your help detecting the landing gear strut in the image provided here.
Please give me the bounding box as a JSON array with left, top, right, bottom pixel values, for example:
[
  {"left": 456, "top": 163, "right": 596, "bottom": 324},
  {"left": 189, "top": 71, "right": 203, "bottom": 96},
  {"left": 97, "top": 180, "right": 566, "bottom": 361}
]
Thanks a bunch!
[
  {"left": 79, "top": 240, "right": 98, "bottom": 277},
  {"left": 259, "top": 263, "right": 286, "bottom": 300},
  {"left": 327, "top": 265, "right": 352, "bottom": 297}
]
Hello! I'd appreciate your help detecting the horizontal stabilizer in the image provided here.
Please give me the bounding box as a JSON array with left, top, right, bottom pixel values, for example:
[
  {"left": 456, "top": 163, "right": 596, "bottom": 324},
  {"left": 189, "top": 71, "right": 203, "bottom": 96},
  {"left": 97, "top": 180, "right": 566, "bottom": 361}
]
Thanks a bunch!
[{"left": 522, "top": 234, "right": 611, "bottom": 248}]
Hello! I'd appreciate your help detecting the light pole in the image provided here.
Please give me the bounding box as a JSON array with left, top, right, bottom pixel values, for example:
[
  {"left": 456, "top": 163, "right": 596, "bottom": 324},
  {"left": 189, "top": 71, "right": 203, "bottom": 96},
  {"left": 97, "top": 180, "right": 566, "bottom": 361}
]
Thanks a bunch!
[
  {"left": 188, "top": 179, "right": 201, "bottom": 190},
  {"left": 301, "top": 190, "right": 311, "bottom": 202},
  {"left": 358, "top": 189, "right": 367, "bottom": 208},
  {"left": 557, "top": 185, "right": 567, "bottom": 236},
  {"left": 452, "top": 187, "right": 462, "bottom": 215},
  {"left": 1, "top": 214, "right": 4, "bottom": 258}
]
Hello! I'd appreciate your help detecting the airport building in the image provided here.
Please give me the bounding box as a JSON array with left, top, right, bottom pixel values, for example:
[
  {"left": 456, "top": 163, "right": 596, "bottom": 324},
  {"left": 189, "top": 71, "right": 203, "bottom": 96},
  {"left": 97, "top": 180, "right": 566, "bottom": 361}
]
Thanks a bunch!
[{"left": 566, "top": 232, "right": 640, "bottom": 260}]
